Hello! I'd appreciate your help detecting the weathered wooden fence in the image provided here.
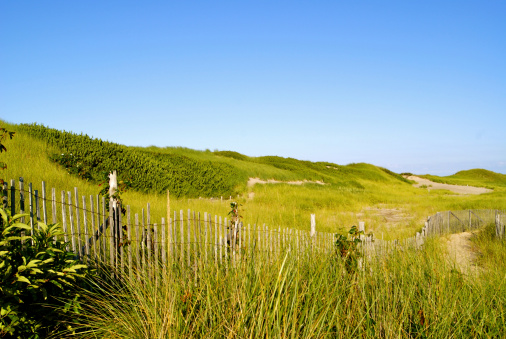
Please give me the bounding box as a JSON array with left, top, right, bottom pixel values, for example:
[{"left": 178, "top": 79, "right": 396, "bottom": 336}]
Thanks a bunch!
[
  {"left": 361, "top": 209, "right": 505, "bottom": 258},
  {"left": 421, "top": 209, "right": 503, "bottom": 237},
  {"left": 3, "top": 174, "right": 504, "bottom": 278},
  {"left": 2, "top": 175, "right": 337, "bottom": 279}
]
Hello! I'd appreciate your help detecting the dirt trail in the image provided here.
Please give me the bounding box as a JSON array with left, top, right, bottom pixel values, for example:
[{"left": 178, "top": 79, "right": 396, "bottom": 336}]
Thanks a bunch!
[
  {"left": 407, "top": 176, "right": 492, "bottom": 195},
  {"left": 446, "top": 232, "right": 480, "bottom": 274}
]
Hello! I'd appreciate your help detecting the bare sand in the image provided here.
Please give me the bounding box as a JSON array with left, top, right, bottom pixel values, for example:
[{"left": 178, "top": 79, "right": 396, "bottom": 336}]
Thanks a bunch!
[
  {"left": 446, "top": 232, "right": 481, "bottom": 274},
  {"left": 406, "top": 176, "right": 492, "bottom": 195}
]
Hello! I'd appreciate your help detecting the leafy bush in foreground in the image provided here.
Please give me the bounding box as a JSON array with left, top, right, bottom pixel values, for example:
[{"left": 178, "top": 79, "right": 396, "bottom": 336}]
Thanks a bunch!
[{"left": 0, "top": 209, "right": 89, "bottom": 338}]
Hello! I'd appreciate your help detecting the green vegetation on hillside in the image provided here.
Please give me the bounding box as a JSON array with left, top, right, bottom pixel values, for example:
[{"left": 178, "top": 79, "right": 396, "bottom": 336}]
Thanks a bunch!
[
  {"left": 19, "top": 123, "right": 243, "bottom": 198},
  {"left": 18, "top": 123, "right": 413, "bottom": 197},
  {"left": 2, "top": 120, "right": 505, "bottom": 239}
]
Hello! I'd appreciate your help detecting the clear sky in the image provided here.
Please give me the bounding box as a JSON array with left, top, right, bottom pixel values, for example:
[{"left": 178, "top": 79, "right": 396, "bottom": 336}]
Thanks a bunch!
[{"left": 1, "top": 1, "right": 505, "bottom": 176}]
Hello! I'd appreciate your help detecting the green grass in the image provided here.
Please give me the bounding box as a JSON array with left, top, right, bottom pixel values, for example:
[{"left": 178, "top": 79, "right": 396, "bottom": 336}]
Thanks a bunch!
[{"left": 59, "top": 234, "right": 506, "bottom": 338}]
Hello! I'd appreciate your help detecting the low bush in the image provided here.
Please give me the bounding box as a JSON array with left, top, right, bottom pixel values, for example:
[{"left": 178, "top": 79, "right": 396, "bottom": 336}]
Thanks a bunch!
[
  {"left": 0, "top": 208, "right": 89, "bottom": 338},
  {"left": 334, "top": 225, "right": 365, "bottom": 273}
]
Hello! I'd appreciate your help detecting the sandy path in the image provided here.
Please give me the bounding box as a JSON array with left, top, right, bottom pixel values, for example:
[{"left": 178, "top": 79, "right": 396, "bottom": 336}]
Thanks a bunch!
[
  {"left": 407, "top": 176, "right": 492, "bottom": 195},
  {"left": 446, "top": 232, "right": 480, "bottom": 273}
]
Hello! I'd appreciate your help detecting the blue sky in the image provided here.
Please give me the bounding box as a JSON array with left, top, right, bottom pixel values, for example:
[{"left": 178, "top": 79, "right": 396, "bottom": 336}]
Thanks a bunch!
[{"left": 1, "top": 1, "right": 505, "bottom": 175}]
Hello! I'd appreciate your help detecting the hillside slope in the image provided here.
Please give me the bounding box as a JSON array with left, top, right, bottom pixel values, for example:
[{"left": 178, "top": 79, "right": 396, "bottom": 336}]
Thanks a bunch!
[
  {"left": 2, "top": 120, "right": 504, "bottom": 238},
  {"left": 16, "top": 122, "right": 411, "bottom": 198}
]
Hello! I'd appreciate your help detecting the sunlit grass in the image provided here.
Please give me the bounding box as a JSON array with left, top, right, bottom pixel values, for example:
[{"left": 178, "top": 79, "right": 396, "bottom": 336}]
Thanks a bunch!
[{"left": 61, "top": 235, "right": 506, "bottom": 338}]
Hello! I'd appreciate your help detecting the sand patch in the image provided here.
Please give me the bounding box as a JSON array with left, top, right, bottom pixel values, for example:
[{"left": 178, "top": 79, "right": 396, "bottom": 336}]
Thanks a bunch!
[
  {"left": 356, "top": 206, "right": 415, "bottom": 229},
  {"left": 406, "top": 176, "right": 492, "bottom": 195},
  {"left": 446, "top": 232, "right": 481, "bottom": 274}
]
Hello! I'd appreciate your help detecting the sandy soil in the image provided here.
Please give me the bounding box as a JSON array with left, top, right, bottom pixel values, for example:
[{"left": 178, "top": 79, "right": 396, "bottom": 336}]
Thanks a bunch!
[
  {"left": 446, "top": 232, "right": 481, "bottom": 274},
  {"left": 247, "top": 177, "right": 325, "bottom": 187},
  {"left": 407, "top": 176, "right": 492, "bottom": 195},
  {"left": 355, "top": 206, "right": 414, "bottom": 227}
]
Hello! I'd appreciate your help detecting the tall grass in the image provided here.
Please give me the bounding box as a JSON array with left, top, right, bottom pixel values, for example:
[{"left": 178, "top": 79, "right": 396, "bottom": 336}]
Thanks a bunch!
[{"left": 61, "top": 235, "right": 506, "bottom": 338}]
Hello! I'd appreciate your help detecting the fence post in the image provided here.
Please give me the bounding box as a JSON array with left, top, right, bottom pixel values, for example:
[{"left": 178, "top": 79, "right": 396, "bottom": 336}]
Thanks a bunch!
[
  {"left": 496, "top": 212, "right": 501, "bottom": 239},
  {"left": 501, "top": 212, "right": 504, "bottom": 240},
  {"left": 310, "top": 214, "right": 316, "bottom": 237},
  {"left": 109, "top": 170, "right": 118, "bottom": 277},
  {"left": 19, "top": 178, "right": 25, "bottom": 223},
  {"left": 310, "top": 214, "right": 316, "bottom": 253},
  {"left": 28, "top": 183, "right": 34, "bottom": 237},
  {"left": 135, "top": 213, "right": 140, "bottom": 281},
  {"left": 447, "top": 211, "right": 450, "bottom": 233},
  {"left": 358, "top": 221, "right": 365, "bottom": 236},
  {"left": 180, "top": 210, "right": 184, "bottom": 266},
  {"left": 358, "top": 221, "right": 366, "bottom": 265},
  {"left": 61, "top": 191, "right": 68, "bottom": 248},
  {"left": 68, "top": 192, "right": 76, "bottom": 254},
  {"left": 82, "top": 196, "right": 89, "bottom": 259},
  {"left": 52, "top": 188, "right": 57, "bottom": 225},
  {"left": 74, "top": 188, "right": 81, "bottom": 256},
  {"left": 167, "top": 190, "right": 171, "bottom": 260},
  {"left": 42, "top": 181, "right": 47, "bottom": 225},
  {"left": 10, "top": 179, "right": 15, "bottom": 217},
  {"left": 127, "top": 206, "right": 133, "bottom": 280},
  {"left": 90, "top": 196, "right": 96, "bottom": 260},
  {"left": 35, "top": 190, "right": 40, "bottom": 225}
]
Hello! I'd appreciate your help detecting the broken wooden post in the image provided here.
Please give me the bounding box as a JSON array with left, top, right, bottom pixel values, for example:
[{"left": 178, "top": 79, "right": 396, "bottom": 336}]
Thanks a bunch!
[
  {"left": 109, "top": 170, "right": 118, "bottom": 277},
  {"left": 310, "top": 214, "right": 316, "bottom": 237}
]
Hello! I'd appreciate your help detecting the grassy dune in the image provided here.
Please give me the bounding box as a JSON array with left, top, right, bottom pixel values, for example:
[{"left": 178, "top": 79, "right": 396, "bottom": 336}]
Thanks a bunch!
[{"left": 1, "top": 120, "right": 505, "bottom": 240}]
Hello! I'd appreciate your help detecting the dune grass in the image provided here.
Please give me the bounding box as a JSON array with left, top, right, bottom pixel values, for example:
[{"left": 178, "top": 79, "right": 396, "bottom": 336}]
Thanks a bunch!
[{"left": 59, "top": 232, "right": 506, "bottom": 338}]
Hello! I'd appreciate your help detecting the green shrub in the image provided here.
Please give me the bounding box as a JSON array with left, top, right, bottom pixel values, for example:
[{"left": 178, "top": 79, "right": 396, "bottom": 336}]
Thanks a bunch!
[
  {"left": 0, "top": 208, "right": 89, "bottom": 338},
  {"left": 334, "top": 225, "right": 364, "bottom": 273},
  {"left": 19, "top": 123, "right": 242, "bottom": 198}
]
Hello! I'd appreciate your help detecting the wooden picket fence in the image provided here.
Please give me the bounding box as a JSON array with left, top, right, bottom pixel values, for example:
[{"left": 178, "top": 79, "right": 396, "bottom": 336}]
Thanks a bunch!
[
  {"left": 2, "top": 175, "right": 338, "bottom": 279},
  {"left": 2, "top": 174, "right": 504, "bottom": 278},
  {"left": 421, "top": 209, "right": 505, "bottom": 237},
  {"left": 361, "top": 208, "right": 505, "bottom": 258}
]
